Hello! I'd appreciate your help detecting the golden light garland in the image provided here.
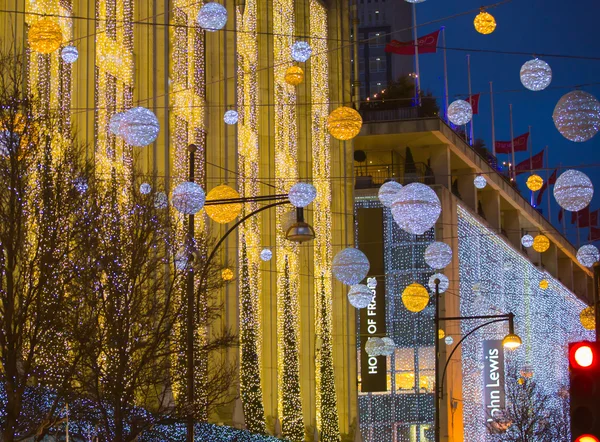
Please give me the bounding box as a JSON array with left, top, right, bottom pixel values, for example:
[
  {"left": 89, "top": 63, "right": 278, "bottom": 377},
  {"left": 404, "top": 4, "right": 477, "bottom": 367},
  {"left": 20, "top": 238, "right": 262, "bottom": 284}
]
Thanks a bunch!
[
  {"left": 532, "top": 234, "right": 550, "bottom": 253},
  {"left": 526, "top": 174, "right": 544, "bottom": 192},
  {"left": 327, "top": 106, "right": 362, "bottom": 140},
  {"left": 205, "top": 185, "right": 242, "bottom": 224}
]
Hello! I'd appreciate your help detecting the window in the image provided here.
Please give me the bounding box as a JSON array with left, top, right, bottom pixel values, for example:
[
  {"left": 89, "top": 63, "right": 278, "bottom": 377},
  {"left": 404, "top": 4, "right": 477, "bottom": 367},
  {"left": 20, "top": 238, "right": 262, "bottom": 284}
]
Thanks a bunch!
[
  {"left": 369, "top": 32, "right": 384, "bottom": 48},
  {"left": 369, "top": 57, "right": 386, "bottom": 73},
  {"left": 417, "top": 347, "right": 435, "bottom": 393},
  {"left": 394, "top": 348, "right": 415, "bottom": 393}
]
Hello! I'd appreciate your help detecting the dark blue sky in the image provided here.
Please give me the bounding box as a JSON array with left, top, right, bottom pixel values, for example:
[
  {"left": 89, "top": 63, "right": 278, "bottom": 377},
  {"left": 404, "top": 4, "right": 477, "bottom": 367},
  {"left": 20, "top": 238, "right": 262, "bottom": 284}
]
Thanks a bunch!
[{"left": 413, "top": 0, "right": 600, "bottom": 245}]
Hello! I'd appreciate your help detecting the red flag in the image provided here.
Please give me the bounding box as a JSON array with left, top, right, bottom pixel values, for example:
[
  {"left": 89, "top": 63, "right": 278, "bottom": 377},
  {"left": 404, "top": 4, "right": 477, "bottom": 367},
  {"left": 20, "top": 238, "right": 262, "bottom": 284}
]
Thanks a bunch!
[
  {"left": 578, "top": 209, "right": 598, "bottom": 228},
  {"left": 571, "top": 210, "right": 578, "bottom": 224},
  {"left": 466, "top": 94, "right": 480, "bottom": 115},
  {"left": 589, "top": 226, "right": 600, "bottom": 242},
  {"left": 515, "top": 150, "right": 544, "bottom": 175},
  {"left": 548, "top": 169, "right": 557, "bottom": 185},
  {"left": 385, "top": 30, "right": 440, "bottom": 55},
  {"left": 558, "top": 208, "right": 563, "bottom": 224},
  {"left": 495, "top": 133, "right": 530, "bottom": 154},
  {"left": 535, "top": 170, "right": 557, "bottom": 206}
]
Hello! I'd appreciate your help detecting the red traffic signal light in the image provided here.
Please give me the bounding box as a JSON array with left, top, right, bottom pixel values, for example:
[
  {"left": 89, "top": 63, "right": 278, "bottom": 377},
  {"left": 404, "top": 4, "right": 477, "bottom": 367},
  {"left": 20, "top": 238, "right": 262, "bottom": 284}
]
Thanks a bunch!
[
  {"left": 575, "top": 435, "right": 600, "bottom": 442},
  {"left": 570, "top": 342, "right": 597, "bottom": 369},
  {"left": 570, "top": 341, "right": 600, "bottom": 441}
]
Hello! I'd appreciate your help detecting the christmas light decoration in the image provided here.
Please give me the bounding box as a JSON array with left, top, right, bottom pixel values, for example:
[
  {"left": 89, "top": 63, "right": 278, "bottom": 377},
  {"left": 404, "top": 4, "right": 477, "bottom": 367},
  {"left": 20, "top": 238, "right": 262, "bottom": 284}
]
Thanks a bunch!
[
  {"left": 28, "top": 19, "right": 63, "bottom": 53},
  {"left": 428, "top": 273, "right": 449, "bottom": 293},
  {"left": 404, "top": 0, "right": 425, "bottom": 3},
  {"left": 520, "top": 58, "right": 552, "bottom": 91},
  {"left": 221, "top": 268, "right": 234, "bottom": 281},
  {"left": 260, "top": 248, "right": 272, "bottom": 262},
  {"left": 474, "top": 175, "right": 487, "bottom": 189},
  {"left": 174, "top": 248, "right": 189, "bottom": 271},
  {"left": 553, "top": 169, "right": 594, "bottom": 212},
  {"left": 364, "top": 337, "right": 385, "bottom": 356},
  {"left": 284, "top": 66, "right": 304, "bottom": 86},
  {"left": 553, "top": 90, "right": 600, "bottom": 142},
  {"left": 580, "top": 306, "right": 595, "bottom": 331},
  {"left": 502, "top": 333, "right": 522, "bottom": 349},
  {"left": 473, "top": 10, "right": 496, "bottom": 34},
  {"left": 445, "top": 336, "right": 454, "bottom": 345},
  {"left": 439, "top": 329, "right": 445, "bottom": 339},
  {"left": 74, "top": 177, "right": 88, "bottom": 193},
  {"left": 526, "top": 174, "right": 544, "bottom": 191},
  {"left": 327, "top": 106, "right": 362, "bottom": 141},
  {"left": 109, "top": 112, "right": 126, "bottom": 136},
  {"left": 539, "top": 279, "right": 549, "bottom": 290},
  {"left": 402, "top": 283, "right": 430, "bottom": 313},
  {"left": 171, "top": 182, "right": 206, "bottom": 215},
  {"left": 377, "top": 181, "right": 403, "bottom": 207},
  {"left": 224, "top": 110, "right": 239, "bottom": 125},
  {"left": 61, "top": 45, "right": 79, "bottom": 63},
  {"left": 332, "top": 247, "right": 370, "bottom": 285},
  {"left": 288, "top": 182, "right": 316, "bottom": 208},
  {"left": 197, "top": 2, "right": 228, "bottom": 31},
  {"left": 205, "top": 185, "right": 242, "bottom": 224},
  {"left": 448, "top": 100, "right": 473, "bottom": 126},
  {"left": 424, "top": 241, "right": 452, "bottom": 269},
  {"left": 121, "top": 107, "right": 160, "bottom": 147},
  {"left": 532, "top": 234, "right": 550, "bottom": 253},
  {"left": 380, "top": 337, "right": 396, "bottom": 356},
  {"left": 521, "top": 234, "right": 534, "bottom": 248},
  {"left": 291, "top": 41, "right": 312, "bottom": 62},
  {"left": 347, "top": 284, "right": 374, "bottom": 309},
  {"left": 139, "top": 183, "right": 151, "bottom": 194},
  {"left": 154, "top": 192, "right": 168, "bottom": 209},
  {"left": 392, "top": 182, "right": 441, "bottom": 235},
  {"left": 577, "top": 244, "right": 600, "bottom": 268}
]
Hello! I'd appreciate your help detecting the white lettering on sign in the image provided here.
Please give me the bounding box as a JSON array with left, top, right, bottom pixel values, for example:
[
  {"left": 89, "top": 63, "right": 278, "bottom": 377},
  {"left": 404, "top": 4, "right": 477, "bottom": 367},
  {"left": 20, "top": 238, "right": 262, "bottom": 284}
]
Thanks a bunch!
[{"left": 483, "top": 341, "right": 505, "bottom": 422}]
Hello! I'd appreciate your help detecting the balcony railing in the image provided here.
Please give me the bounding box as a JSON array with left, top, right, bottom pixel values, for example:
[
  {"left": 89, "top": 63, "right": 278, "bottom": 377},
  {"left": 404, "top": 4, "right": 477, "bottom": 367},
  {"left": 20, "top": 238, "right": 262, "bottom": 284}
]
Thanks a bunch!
[{"left": 355, "top": 162, "right": 435, "bottom": 189}]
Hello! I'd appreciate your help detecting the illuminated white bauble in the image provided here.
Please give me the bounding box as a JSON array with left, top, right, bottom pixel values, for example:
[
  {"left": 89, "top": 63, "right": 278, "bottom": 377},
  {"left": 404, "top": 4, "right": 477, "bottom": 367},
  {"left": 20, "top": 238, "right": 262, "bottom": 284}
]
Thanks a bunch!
[
  {"left": 197, "top": 2, "right": 228, "bottom": 31},
  {"left": 154, "top": 191, "right": 168, "bottom": 209},
  {"left": 378, "top": 181, "right": 403, "bottom": 208},
  {"left": 428, "top": 273, "right": 449, "bottom": 293},
  {"left": 171, "top": 182, "right": 206, "bottom": 215},
  {"left": 174, "top": 248, "right": 189, "bottom": 271},
  {"left": 553, "top": 169, "right": 593, "bottom": 212},
  {"left": 121, "top": 107, "right": 160, "bottom": 147},
  {"left": 74, "top": 177, "right": 88, "bottom": 193},
  {"left": 289, "top": 182, "right": 317, "bottom": 208},
  {"left": 61, "top": 45, "right": 78, "bottom": 63},
  {"left": 224, "top": 110, "right": 238, "bottom": 125},
  {"left": 445, "top": 336, "right": 454, "bottom": 345},
  {"left": 109, "top": 112, "right": 126, "bottom": 136},
  {"left": 332, "top": 247, "right": 370, "bottom": 285},
  {"left": 577, "top": 244, "right": 600, "bottom": 268},
  {"left": 380, "top": 337, "right": 396, "bottom": 356},
  {"left": 474, "top": 175, "right": 487, "bottom": 189},
  {"left": 365, "top": 337, "right": 385, "bottom": 357},
  {"left": 391, "top": 183, "right": 441, "bottom": 235},
  {"left": 448, "top": 100, "right": 473, "bottom": 126},
  {"left": 553, "top": 90, "right": 600, "bottom": 142},
  {"left": 404, "top": 0, "right": 425, "bottom": 3},
  {"left": 520, "top": 58, "right": 552, "bottom": 92},
  {"left": 521, "top": 234, "right": 534, "bottom": 248},
  {"left": 291, "top": 41, "right": 312, "bottom": 62},
  {"left": 140, "top": 183, "right": 151, "bottom": 194},
  {"left": 260, "top": 248, "right": 273, "bottom": 262},
  {"left": 424, "top": 241, "right": 452, "bottom": 269},
  {"left": 347, "top": 284, "right": 374, "bottom": 309}
]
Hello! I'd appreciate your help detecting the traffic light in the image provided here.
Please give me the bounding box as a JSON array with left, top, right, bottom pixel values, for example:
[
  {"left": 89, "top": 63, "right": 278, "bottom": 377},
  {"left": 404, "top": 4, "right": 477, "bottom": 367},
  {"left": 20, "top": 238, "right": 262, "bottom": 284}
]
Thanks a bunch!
[{"left": 570, "top": 341, "right": 600, "bottom": 441}]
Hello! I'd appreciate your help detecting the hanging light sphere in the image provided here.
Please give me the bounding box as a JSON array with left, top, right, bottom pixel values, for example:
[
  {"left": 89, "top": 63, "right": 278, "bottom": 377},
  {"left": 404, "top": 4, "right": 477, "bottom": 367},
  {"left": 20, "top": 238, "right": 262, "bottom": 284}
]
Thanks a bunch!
[
  {"left": 378, "top": 181, "right": 403, "bottom": 208},
  {"left": 154, "top": 191, "right": 168, "bottom": 209},
  {"left": 553, "top": 90, "right": 600, "bottom": 142},
  {"left": 347, "top": 284, "right": 374, "bottom": 309},
  {"left": 424, "top": 242, "right": 452, "bottom": 269},
  {"left": 327, "top": 106, "right": 363, "bottom": 141},
  {"left": 260, "top": 248, "right": 273, "bottom": 262},
  {"left": 580, "top": 306, "right": 595, "bottom": 331},
  {"left": 332, "top": 247, "right": 370, "bottom": 285},
  {"left": 520, "top": 58, "right": 552, "bottom": 92},
  {"left": 526, "top": 175, "right": 544, "bottom": 192},
  {"left": 74, "top": 177, "right": 88, "bottom": 193},
  {"left": 445, "top": 336, "right": 454, "bottom": 346},
  {"left": 448, "top": 100, "right": 473, "bottom": 126},
  {"left": 473, "top": 11, "right": 496, "bottom": 35},
  {"left": 380, "top": 337, "right": 396, "bottom": 356},
  {"left": 291, "top": 41, "right": 312, "bottom": 62},
  {"left": 284, "top": 66, "right": 304, "bottom": 86},
  {"left": 109, "top": 112, "right": 126, "bottom": 136},
  {"left": 171, "top": 182, "right": 206, "bottom": 215},
  {"left": 197, "top": 2, "right": 228, "bottom": 31},
  {"left": 577, "top": 244, "right": 600, "bottom": 268},
  {"left": 474, "top": 175, "right": 487, "bottom": 189},
  {"left": 205, "top": 184, "right": 242, "bottom": 224},
  {"left": 553, "top": 169, "right": 594, "bottom": 212},
  {"left": 121, "top": 107, "right": 160, "bottom": 147},
  {"left": 438, "top": 329, "right": 445, "bottom": 339},
  {"left": 222, "top": 268, "right": 234, "bottom": 281},
  {"left": 402, "top": 283, "right": 430, "bottom": 313},
  {"left": 539, "top": 279, "right": 549, "bottom": 290},
  {"left": 521, "top": 234, "right": 534, "bottom": 248},
  {"left": 391, "top": 183, "right": 441, "bottom": 235},
  {"left": 61, "top": 45, "right": 79, "bottom": 63},
  {"left": 28, "top": 19, "right": 63, "bottom": 54},
  {"left": 364, "top": 337, "right": 385, "bottom": 357},
  {"left": 404, "top": 0, "right": 425, "bottom": 3},
  {"left": 174, "top": 248, "right": 190, "bottom": 271},
  {"left": 289, "top": 182, "right": 317, "bottom": 208},
  {"left": 532, "top": 234, "right": 550, "bottom": 253},
  {"left": 428, "top": 273, "right": 449, "bottom": 293},
  {"left": 223, "top": 110, "right": 239, "bottom": 125},
  {"left": 139, "top": 183, "right": 152, "bottom": 194}
]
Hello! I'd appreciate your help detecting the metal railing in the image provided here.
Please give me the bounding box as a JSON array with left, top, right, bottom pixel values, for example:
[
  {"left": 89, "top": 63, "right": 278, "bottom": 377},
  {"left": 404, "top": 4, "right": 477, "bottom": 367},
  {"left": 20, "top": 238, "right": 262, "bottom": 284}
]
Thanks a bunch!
[{"left": 354, "top": 162, "right": 435, "bottom": 188}]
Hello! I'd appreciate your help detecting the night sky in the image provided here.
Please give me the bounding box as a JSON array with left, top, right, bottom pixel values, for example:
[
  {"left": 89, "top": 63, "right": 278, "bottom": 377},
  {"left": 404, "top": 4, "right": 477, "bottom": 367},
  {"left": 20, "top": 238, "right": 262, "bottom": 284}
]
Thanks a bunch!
[{"left": 410, "top": 0, "right": 600, "bottom": 245}]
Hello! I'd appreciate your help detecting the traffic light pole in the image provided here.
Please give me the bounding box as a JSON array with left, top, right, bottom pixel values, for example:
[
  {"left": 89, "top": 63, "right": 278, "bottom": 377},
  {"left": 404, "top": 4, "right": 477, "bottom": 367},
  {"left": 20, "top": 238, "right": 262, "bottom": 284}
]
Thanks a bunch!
[{"left": 593, "top": 262, "right": 600, "bottom": 342}]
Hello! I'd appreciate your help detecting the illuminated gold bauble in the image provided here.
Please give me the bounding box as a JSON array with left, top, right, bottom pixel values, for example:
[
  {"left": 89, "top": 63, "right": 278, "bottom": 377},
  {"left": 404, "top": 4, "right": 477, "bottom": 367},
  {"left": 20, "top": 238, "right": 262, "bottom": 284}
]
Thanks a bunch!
[
  {"left": 473, "top": 11, "right": 496, "bottom": 35},
  {"left": 284, "top": 66, "right": 304, "bottom": 86},
  {"left": 580, "top": 306, "right": 595, "bottom": 330},
  {"left": 327, "top": 106, "right": 363, "bottom": 141},
  {"left": 539, "top": 279, "right": 549, "bottom": 290},
  {"left": 526, "top": 174, "right": 544, "bottom": 192},
  {"left": 532, "top": 234, "right": 550, "bottom": 253},
  {"left": 438, "top": 329, "right": 445, "bottom": 339},
  {"left": 28, "top": 19, "right": 63, "bottom": 54},
  {"left": 402, "top": 283, "right": 430, "bottom": 313},
  {"left": 204, "top": 185, "right": 242, "bottom": 224},
  {"left": 221, "top": 268, "right": 234, "bottom": 281}
]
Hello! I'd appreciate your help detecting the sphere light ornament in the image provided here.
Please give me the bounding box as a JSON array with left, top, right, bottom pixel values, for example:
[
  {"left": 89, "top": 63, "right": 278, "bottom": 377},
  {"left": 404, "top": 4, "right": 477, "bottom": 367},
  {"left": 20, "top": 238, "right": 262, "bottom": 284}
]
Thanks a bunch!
[
  {"left": 553, "top": 90, "right": 600, "bottom": 142},
  {"left": 223, "top": 110, "right": 239, "bottom": 125},
  {"left": 553, "top": 169, "right": 593, "bottom": 212},
  {"left": 445, "top": 336, "right": 454, "bottom": 346},
  {"left": 154, "top": 191, "right": 168, "bottom": 209},
  {"left": 61, "top": 45, "right": 79, "bottom": 63},
  {"left": 580, "top": 306, "right": 595, "bottom": 331},
  {"left": 222, "top": 268, "right": 234, "bottom": 281},
  {"left": 473, "top": 10, "right": 496, "bottom": 35},
  {"left": 404, "top": 0, "right": 425, "bottom": 3},
  {"left": 521, "top": 234, "right": 534, "bottom": 248},
  {"left": 402, "top": 283, "right": 430, "bottom": 313},
  {"left": 474, "top": 175, "right": 487, "bottom": 189},
  {"left": 428, "top": 273, "right": 449, "bottom": 293},
  {"left": 139, "top": 183, "right": 151, "bottom": 195},
  {"left": 205, "top": 184, "right": 242, "bottom": 224},
  {"left": 539, "top": 279, "right": 549, "bottom": 290},
  {"left": 197, "top": 2, "right": 228, "bottom": 31},
  {"left": 327, "top": 106, "right": 363, "bottom": 141},
  {"left": 28, "top": 19, "right": 63, "bottom": 54},
  {"left": 109, "top": 112, "right": 126, "bottom": 136},
  {"left": 260, "top": 248, "right": 273, "bottom": 262},
  {"left": 577, "top": 244, "right": 600, "bottom": 268},
  {"left": 364, "top": 337, "right": 385, "bottom": 357},
  {"left": 289, "top": 182, "right": 317, "bottom": 208},
  {"left": 380, "top": 337, "right": 396, "bottom": 356},
  {"left": 284, "top": 66, "right": 304, "bottom": 86},
  {"left": 520, "top": 58, "right": 552, "bottom": 92},
  {"left": 332, "top": 247, "right": 370, "bottom": 285},
  {"left": 391, "top": 183, "right": 441, "bottom": 235},
  {"left": 171, "top": 182, "right": 206, "bottom": 215},
  {"left": 532, "top": 234, "right": 550, "bottom": 253},
  {"left": 121, "top": 107, "right": 160, "bottom": 147},
  {"left": 74, "top": 177, "right": 88, "bottom": 193},
  {"left": 526, "top": 174, "right": 544, "bottom": 192},
  {"left": 448, "top": 100, "right": 473, "bottom": 126},
  {"left": 378, "top": 181, "right": 403, "bottom": 207},
  {"left": 438, "top": 329, "right": 445, "bottom": 339},
  {"left": 291, "top": 41, "right": 312, "bottom": 62},
  {"left": 424, "top": 241, "right": 452, "bottom": 269},
  {"left": 347, "top": 284, "right": 374, "bottom": 309}
]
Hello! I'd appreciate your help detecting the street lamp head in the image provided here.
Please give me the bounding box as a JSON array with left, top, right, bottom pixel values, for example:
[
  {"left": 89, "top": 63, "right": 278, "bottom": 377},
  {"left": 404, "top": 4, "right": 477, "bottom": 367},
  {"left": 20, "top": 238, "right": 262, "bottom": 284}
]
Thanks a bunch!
[
  {"left": 285, "top": 207, "right": 315, "bottom": 243},
  {"left": 502, "top": 333, "right": 522, "bottom": 350}
]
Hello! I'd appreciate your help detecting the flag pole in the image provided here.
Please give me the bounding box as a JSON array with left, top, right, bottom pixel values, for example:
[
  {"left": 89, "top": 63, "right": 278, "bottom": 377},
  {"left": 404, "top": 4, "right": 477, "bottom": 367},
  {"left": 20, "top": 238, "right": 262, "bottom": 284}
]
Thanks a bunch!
[
  {"left": 529, "top": 125, "right": 533, "bottom": 206},
  {"left": 442, "top": 26, "right": 449, "bottom": 123},
  {"left": 546, "top": 146, "right": 551, "bottom": 221},
  {"left": 412, "top": 3, "right": 421, "bottom": 107},
  {"left": 490, "top": 81, "right": 496, "bottom": 157},
  {"left": 510, "top": 104, "right": 515, "bottom": 182},
  {"left": 467, "top": 54, "right": 474, "bottom": 145}
]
